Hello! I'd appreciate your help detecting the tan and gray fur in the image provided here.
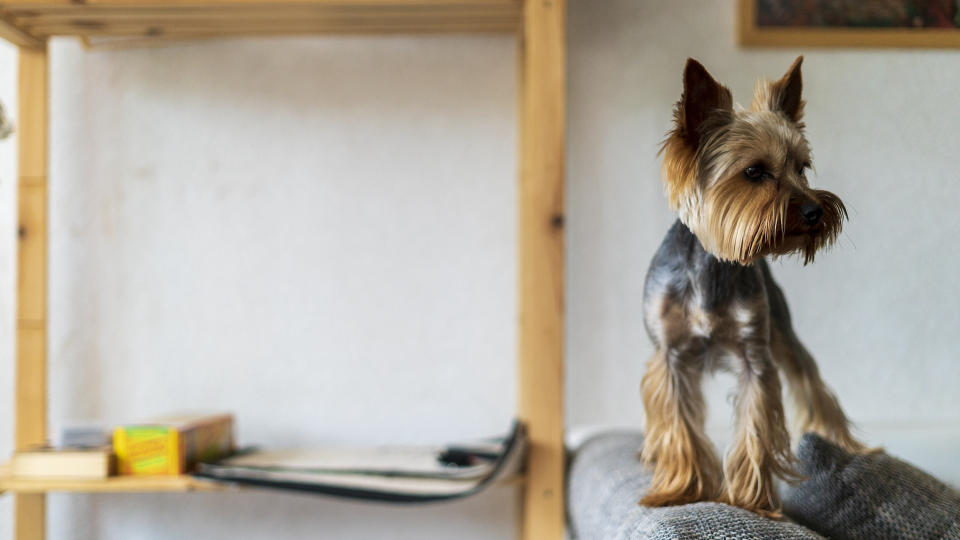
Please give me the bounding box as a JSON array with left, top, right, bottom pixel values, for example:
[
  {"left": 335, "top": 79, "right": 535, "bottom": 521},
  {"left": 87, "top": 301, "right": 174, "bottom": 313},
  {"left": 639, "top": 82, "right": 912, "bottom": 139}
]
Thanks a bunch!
[{"left": 640, "top": 57, "right": 866, "bottom": 518}]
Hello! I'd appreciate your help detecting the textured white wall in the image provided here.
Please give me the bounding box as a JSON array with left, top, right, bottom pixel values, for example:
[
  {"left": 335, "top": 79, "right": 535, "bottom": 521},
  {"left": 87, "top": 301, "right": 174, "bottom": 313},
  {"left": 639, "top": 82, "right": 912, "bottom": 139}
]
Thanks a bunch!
[
  {"left": 0, "top": 35, "right": 518, "bottom": 540},
  {"left": 1, "top": 0, "right": 959, "bottom": 538}
]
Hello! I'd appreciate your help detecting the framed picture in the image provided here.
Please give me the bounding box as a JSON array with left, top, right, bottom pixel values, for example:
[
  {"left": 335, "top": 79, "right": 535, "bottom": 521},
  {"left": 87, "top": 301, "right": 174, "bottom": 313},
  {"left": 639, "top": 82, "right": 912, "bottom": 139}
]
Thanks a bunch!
[{"left": 738, "top": 0, "right": 960, "bottom": 48}]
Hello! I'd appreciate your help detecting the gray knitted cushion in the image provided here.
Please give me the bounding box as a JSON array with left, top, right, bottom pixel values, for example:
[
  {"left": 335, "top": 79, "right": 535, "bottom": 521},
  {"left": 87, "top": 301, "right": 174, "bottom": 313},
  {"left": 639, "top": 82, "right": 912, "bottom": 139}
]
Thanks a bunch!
[
  {"left": 782, "top": 433, "right": 960, "bottom": 540},
  {"left": 567, "top": 432, "right": 823, "bottom": 539}
]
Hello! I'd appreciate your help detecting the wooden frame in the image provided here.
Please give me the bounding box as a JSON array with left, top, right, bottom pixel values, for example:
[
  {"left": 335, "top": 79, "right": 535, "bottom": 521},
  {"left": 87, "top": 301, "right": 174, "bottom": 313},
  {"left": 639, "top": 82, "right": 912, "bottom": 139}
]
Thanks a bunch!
[
  {"left": 14, "top": 43, "right": 49, "bottom": 540},
  {"left": 738, "top": 0, "right": 960, "bottom": 48},
  {"left": 0, "top": 1, "right": 522, "bottom": 48},
  {"left": 517, "top": 0, "right": 564, "bottom": 537},
  {"left": 0, "top": 2, "right": 565, "bottom": 539}
]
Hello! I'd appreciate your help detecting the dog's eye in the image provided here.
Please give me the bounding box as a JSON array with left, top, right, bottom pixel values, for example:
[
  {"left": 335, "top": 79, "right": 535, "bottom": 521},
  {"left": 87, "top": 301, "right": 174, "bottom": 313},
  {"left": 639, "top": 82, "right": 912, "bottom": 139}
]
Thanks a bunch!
[{"left": 743, "top": 166, "right": 765, "bottom": 181}]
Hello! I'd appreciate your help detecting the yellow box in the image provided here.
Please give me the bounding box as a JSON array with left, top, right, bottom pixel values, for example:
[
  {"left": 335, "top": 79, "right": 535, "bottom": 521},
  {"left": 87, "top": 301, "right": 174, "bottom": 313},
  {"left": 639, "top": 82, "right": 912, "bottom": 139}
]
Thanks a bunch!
[{"left": 113, "top": 413, "right": 234, "bottom": 475}]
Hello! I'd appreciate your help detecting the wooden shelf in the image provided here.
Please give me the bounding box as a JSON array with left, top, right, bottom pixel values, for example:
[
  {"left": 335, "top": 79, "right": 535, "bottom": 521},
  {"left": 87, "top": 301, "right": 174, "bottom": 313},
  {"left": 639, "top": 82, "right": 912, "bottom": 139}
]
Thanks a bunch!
[
  {"left": 0, "top": 463, "right": 228, "bottom": 494},
  {"left": 0, "top": 1, "right": 522, "bottom": 48},
  {"left": 3, "top": 0, "right": 566, "bottom": 537}
]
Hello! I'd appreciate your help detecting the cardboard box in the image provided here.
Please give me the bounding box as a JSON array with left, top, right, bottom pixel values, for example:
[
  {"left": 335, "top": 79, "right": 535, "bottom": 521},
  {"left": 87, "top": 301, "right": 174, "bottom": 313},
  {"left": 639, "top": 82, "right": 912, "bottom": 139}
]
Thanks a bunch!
[{"left": 113, "top": 413, "right": 234, "bottom": 475}]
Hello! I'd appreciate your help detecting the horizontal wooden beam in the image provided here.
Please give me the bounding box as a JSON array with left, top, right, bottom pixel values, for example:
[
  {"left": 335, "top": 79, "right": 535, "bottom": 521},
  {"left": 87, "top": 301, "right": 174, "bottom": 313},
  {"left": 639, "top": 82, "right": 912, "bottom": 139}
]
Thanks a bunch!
[
  {"left": 1, "top": 1, "right": 521, "bottom": 37},
  {"left": 6, "top": 3, "right": 519, "bottom": 15},
  {"left": 0, "top": 468, "right": 228, "bottom": 493},
  {"left": 1, "top": 0, "right": 518, "bottom": 7},
  {"left": 86, "top": 0, "right": 515, "bottom": 5},
  {"left": 741, "top": 27, "right": 960, "bottom": 49},
  {"left": 31, "top": 21, "right": 517, "bottom": 37},
  {"left": 0, "top": 11, "right": 42, "bottom": 47}
]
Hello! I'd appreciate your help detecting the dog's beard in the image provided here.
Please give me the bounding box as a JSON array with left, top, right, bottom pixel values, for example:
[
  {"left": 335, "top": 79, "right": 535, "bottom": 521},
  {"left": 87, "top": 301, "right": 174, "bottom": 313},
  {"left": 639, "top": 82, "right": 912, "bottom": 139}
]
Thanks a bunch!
[
  {"left": 700, "top": 183, "right": 846, "bottom": 265},
  {"left": 767, "top": 190, "right": 846, "bottom": 264}
]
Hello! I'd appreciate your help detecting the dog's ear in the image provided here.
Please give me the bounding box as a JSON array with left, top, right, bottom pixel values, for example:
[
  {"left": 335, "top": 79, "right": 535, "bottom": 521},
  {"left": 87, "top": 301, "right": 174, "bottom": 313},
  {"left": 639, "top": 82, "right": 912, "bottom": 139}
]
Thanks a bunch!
[
  {"left": 769, "top": 56, "right": 804, "bottom": 122},
  {"left": 678, "top": 59, "right": 732, "bottom": 148}
]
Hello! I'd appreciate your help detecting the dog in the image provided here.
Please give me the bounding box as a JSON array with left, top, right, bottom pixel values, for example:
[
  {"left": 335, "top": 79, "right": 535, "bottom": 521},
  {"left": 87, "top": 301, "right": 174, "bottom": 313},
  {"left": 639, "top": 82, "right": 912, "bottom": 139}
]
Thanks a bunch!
[{"left": 639, "top": 57, "right": 866, "bottom": 517}]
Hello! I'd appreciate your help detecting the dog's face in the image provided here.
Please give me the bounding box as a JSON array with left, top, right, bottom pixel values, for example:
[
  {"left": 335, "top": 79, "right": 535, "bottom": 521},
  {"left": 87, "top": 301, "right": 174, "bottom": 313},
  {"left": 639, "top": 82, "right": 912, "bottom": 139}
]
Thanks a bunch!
[{"left": 660, "top": 57, "right": 845, "bottom": 264}]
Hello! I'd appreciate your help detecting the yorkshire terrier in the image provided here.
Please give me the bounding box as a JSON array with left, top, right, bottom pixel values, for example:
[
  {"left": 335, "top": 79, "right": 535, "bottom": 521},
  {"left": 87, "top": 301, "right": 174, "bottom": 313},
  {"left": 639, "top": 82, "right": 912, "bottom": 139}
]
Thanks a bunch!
[{"left": 639, "top": 57, "right": 866, "bottom": 517}]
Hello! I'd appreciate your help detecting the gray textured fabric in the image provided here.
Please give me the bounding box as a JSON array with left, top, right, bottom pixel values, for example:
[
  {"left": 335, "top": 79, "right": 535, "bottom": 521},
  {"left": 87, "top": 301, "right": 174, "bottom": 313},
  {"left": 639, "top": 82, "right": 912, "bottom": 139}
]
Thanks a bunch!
[
  {"left": 783, "top": 433, "right": 960, "bottom": 540},
  {"left": 567, "top": 432, "right": 823, "bottom": 540}
]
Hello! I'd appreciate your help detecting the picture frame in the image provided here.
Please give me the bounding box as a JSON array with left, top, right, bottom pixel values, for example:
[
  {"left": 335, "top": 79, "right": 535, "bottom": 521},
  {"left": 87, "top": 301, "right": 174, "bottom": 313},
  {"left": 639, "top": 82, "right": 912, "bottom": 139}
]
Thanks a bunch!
[{"left": 738, "top": 0, "right": 960, "bottom": 48}]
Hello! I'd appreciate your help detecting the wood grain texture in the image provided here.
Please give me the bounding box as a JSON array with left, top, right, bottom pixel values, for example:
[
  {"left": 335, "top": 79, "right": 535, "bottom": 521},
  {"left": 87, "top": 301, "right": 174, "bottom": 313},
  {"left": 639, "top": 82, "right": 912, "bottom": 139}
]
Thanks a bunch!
[
  {"left": 15, "top": 495, "right": 45, "bottom": 540},
  {"left": 53, "top": 0, "right": 515, "bottom": 5},
  {"left": 15, "top": 43, "right": 48, "bottom": 540},
  {"left": 26, "top": 21, "right": 519, "bottom": 37},
  {"left": 15, "top": 327, "right": 46, "bottom": 446},
  {"left": 17, "top": 185, "right": 46, "bottom": 325},
  {"left": 0, "top": 0, "right": 522, "bottom": 40},
  {"left": 0, "top": 11, "right": 42, "bottom": 47},
  {"left": 0, "top": 469, "right": 228, "bottom": 493},
  {"left": 517, "top": 0, "right": 565, "bottom": 538},
  {"left": 738, "top": 0, "right": 960, "bottom": 49}
]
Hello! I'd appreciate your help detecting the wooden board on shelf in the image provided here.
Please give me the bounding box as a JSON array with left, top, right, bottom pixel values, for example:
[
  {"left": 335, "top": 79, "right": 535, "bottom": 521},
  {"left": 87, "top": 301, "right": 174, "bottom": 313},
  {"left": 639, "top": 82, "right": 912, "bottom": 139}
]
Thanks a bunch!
[
  {"left": 0, "top": 464, "right": 229, "bottom": 493},
  {"left": 0, "top": 0, "right": 521, "bottom": 45}
]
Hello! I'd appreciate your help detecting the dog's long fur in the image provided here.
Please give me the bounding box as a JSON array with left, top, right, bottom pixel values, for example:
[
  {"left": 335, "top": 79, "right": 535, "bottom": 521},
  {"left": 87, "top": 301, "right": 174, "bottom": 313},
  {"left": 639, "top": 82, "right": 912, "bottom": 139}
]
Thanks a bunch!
[{"left": 640, "top": 57, "right": 865, "bottom": 517}]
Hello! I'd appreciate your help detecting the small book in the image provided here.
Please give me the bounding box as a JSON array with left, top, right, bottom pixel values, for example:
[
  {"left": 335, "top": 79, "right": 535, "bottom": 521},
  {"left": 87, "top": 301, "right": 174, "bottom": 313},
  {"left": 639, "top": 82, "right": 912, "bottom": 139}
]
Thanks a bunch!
[{"left": 11, "top": 447, "right": 116, "bottom": 479}]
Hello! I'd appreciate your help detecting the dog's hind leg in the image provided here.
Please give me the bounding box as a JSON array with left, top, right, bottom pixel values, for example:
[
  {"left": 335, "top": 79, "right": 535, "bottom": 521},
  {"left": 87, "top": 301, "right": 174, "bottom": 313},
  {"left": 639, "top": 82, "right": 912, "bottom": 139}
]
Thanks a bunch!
[
  {"left": 639, "top": 348, "right": 721, "bottom": 507},
  {"left": 760, "top": 261, "right": 867, "bottom": 453},
  {"left": 772, "top": 329, "right": 868, "bottom": 453}
]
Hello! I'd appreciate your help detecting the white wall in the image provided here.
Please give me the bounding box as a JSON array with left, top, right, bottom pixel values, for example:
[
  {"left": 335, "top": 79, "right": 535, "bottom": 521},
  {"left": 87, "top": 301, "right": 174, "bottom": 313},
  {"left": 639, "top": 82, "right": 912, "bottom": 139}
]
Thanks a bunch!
[
  {"left": 0, "top": 35, "right": 518, "bottom": 540},
  {"left": 0, "top": 0, "right": 958, "bottom": 538}
]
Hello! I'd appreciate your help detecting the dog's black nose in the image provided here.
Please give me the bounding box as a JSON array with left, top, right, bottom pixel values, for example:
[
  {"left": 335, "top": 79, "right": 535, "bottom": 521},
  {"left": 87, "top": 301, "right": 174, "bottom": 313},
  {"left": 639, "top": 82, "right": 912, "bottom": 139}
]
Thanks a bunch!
[{"left": 800, "top": 201, "right": 823, "bottom": 225}]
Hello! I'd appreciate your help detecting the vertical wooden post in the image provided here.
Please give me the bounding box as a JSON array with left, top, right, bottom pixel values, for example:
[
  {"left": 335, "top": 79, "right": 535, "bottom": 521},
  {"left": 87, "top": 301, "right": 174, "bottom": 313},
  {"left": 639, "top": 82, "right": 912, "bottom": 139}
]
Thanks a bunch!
[
  {"left": 15, "top": 43, "right": 49, "bottom": 540},
  {"left": 517, "top": 0, "right": 565, "bottom": 538}
]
